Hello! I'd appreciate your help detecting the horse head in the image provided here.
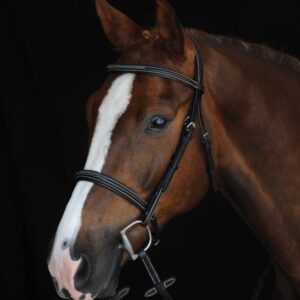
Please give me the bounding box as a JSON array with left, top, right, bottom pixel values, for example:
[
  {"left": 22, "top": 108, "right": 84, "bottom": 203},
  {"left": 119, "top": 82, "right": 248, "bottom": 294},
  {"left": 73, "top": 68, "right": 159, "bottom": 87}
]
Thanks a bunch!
[{"left": 48, "top": 0, "right": 210, "bottom": 299}]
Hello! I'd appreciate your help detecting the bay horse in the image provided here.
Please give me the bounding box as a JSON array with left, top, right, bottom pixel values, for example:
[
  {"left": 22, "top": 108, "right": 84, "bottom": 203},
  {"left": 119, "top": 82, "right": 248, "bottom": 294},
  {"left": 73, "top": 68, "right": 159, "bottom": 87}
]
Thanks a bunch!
[{"left": 48, "top": 0, "right": 300, "bottom": 299}]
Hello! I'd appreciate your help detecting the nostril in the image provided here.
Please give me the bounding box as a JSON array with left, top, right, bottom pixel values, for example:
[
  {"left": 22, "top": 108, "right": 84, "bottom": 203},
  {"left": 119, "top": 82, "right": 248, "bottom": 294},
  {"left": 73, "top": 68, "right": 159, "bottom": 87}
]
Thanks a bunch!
[
  {"left": 61, "top": 288, "right": 71, "bottom": 298},
  {"left": 74, "top": 254, "right": 91, "bottom": 289},
  {"left": 51, "top": 277, "right": 71, "bottom": 299}
]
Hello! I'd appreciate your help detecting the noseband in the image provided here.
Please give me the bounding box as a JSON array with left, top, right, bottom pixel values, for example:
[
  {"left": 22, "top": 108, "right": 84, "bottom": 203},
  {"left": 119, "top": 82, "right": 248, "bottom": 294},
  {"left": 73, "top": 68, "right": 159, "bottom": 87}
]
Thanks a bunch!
[{"left": 75, "top": 33, "right": 218, "bottom": 300}]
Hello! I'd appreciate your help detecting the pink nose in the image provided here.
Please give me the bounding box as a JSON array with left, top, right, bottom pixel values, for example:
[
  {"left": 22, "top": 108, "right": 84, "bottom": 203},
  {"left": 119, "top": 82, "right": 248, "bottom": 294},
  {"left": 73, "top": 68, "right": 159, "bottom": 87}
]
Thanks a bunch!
[{"left": 48, "top": 248, "right": 93, "bottom": 300}]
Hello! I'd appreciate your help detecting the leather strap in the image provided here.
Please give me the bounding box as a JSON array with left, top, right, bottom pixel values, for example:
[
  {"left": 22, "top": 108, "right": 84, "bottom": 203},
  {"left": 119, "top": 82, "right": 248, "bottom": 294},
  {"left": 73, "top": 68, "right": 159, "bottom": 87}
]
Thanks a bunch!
[
  {"left": 188, "top": 32, "right": 218, "bottom": 192},
  {"left": 139, "top": 250, "right": 175, "bottom": 300},
  {"left": 74, "top": 170, "right": 160, "bottom": 236},
  {"left": 107, "top": 64, "right": 203, "bottom": 91},
  {"left": 75, "top": 170, "right": 147, "bottom": 211},
  {"left": 142, "top": 117, "right": 196, "bottom": 225}
]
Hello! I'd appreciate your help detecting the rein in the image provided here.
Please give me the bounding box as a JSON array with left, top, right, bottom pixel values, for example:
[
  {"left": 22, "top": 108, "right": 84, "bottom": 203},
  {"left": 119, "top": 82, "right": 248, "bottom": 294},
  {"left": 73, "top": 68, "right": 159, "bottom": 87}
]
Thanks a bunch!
[{"left": 75, "top": 33, "right": 218, "bottom": 299}]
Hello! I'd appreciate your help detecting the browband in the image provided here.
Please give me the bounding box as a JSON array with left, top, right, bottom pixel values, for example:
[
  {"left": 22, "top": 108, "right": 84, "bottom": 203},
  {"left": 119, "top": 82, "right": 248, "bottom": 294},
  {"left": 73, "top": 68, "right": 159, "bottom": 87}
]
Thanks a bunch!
[{"left": 107, "top": 64, "right": 204, "bottom": 91}]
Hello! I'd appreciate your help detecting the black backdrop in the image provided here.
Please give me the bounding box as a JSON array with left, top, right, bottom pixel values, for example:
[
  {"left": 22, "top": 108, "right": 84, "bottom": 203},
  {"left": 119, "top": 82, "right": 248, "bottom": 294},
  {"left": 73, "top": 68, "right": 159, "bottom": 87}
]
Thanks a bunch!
[{"left": 1, "top": 0, "right": 299, "bottom": 299}]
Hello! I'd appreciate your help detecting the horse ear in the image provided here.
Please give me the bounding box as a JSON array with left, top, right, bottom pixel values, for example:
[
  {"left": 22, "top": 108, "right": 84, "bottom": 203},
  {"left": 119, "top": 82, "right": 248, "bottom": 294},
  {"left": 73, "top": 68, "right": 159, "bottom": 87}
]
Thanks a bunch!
[
  {"left": 95, "top": 0, "right": 143, "bottom": 49},
  {"left": 155, "top": 0, "right": 185, "bottom": 55}
]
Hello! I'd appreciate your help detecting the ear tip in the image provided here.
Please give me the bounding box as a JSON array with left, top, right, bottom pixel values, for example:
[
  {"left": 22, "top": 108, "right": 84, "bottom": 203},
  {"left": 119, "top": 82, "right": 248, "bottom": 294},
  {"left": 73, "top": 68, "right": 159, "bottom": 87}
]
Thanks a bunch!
[
  {"left": 95, "top": 0, "right": 105, "bottom": 12},
  {"left": 156, "top": 0, "right": 171, "bottom": 7},
  {"left": 95, "top": 0, "right": 115, "bottom": 20},
  {"left": 95, "top": 0, "right": 110, "bottom": 12},
  {"left": 95, "top": 0, "right": 105, "bottom": 6},
  {"left": 156, "top": 0, "right": 176, "bottom": 15}
]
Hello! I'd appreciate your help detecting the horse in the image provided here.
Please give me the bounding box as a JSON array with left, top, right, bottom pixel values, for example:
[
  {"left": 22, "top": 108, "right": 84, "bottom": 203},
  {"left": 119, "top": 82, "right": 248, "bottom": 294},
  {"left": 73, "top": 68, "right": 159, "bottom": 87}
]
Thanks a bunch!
[{"left": 47, "top": 0, "right": 300, "bottom": 299}]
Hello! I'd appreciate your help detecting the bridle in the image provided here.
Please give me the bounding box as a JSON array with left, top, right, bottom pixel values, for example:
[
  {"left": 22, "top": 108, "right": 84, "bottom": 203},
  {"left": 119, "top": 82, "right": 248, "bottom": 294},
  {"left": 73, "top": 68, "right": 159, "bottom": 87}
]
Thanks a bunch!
[{"left": 75, "top": 33, "right": 218, "bottom": 300}]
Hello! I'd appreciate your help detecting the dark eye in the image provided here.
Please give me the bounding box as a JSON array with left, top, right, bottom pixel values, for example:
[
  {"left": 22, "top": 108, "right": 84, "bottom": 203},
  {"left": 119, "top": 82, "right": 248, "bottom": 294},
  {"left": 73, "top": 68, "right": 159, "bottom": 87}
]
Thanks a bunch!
[{"left": 148, "top": 116, "right": 168, "bottom": 131}]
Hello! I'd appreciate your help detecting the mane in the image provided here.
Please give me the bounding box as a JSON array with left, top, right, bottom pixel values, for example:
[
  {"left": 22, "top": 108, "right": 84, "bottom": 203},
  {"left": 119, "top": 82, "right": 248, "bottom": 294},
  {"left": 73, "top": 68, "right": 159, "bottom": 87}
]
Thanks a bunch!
[{"left": 190, "top": 29, "right": 300, "bottom": 73}]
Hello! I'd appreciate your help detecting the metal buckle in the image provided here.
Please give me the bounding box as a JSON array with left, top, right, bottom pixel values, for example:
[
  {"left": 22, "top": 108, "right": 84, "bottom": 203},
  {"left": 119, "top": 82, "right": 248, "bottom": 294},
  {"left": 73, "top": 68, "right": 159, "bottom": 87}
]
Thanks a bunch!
[
  {"left": 184, "top": 116, "right": 196, "bottom": 131},
  {"left": 202, "top": 131, "right": 210, "bottom": 144},
  {"left": 120, "top": 220, "right": 152, "bottom": 261},
  {"left": 186, "top": 121, "right": 196, "bottom": 130}
]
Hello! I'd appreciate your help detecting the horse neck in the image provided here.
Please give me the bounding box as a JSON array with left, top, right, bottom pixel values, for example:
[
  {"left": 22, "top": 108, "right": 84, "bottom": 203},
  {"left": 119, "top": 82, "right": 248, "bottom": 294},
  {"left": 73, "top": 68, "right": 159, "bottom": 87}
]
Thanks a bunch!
[{"left": 199, "top": 36, "right": 300, "bottom": 273}]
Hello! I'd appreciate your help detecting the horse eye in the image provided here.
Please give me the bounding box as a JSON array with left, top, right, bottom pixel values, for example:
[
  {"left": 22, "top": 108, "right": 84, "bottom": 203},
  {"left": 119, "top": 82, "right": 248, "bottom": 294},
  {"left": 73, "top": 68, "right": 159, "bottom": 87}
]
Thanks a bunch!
[{"left": 148, "top": 116, "right": 168, "bottom": 131}]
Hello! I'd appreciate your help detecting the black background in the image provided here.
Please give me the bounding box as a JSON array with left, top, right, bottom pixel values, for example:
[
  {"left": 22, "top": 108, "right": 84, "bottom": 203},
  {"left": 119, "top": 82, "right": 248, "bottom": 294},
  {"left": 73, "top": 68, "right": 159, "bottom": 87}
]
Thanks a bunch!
[{"left": 1, "top": 0, "right": 299, "bottom": 299}]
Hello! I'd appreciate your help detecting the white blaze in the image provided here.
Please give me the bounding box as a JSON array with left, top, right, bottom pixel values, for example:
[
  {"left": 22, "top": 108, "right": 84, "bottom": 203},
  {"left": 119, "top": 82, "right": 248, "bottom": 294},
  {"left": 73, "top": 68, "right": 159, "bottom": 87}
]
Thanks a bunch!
[{"left": 48, "top": 73, "right": 136, "bottom": 300}]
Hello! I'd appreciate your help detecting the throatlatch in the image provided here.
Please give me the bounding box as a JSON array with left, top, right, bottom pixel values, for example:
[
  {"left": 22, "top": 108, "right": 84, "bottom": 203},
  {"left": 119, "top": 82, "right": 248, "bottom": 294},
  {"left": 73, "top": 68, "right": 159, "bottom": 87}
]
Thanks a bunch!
[{"left": 75, "top": 32, "right": 218, "bottom": 300}]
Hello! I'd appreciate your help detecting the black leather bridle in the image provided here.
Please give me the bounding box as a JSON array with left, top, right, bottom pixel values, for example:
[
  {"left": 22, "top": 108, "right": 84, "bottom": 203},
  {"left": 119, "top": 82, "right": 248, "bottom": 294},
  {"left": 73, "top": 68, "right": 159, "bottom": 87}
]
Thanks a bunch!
[{"left": 75, "top": 33, "right": 218, "bottom": 300}]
